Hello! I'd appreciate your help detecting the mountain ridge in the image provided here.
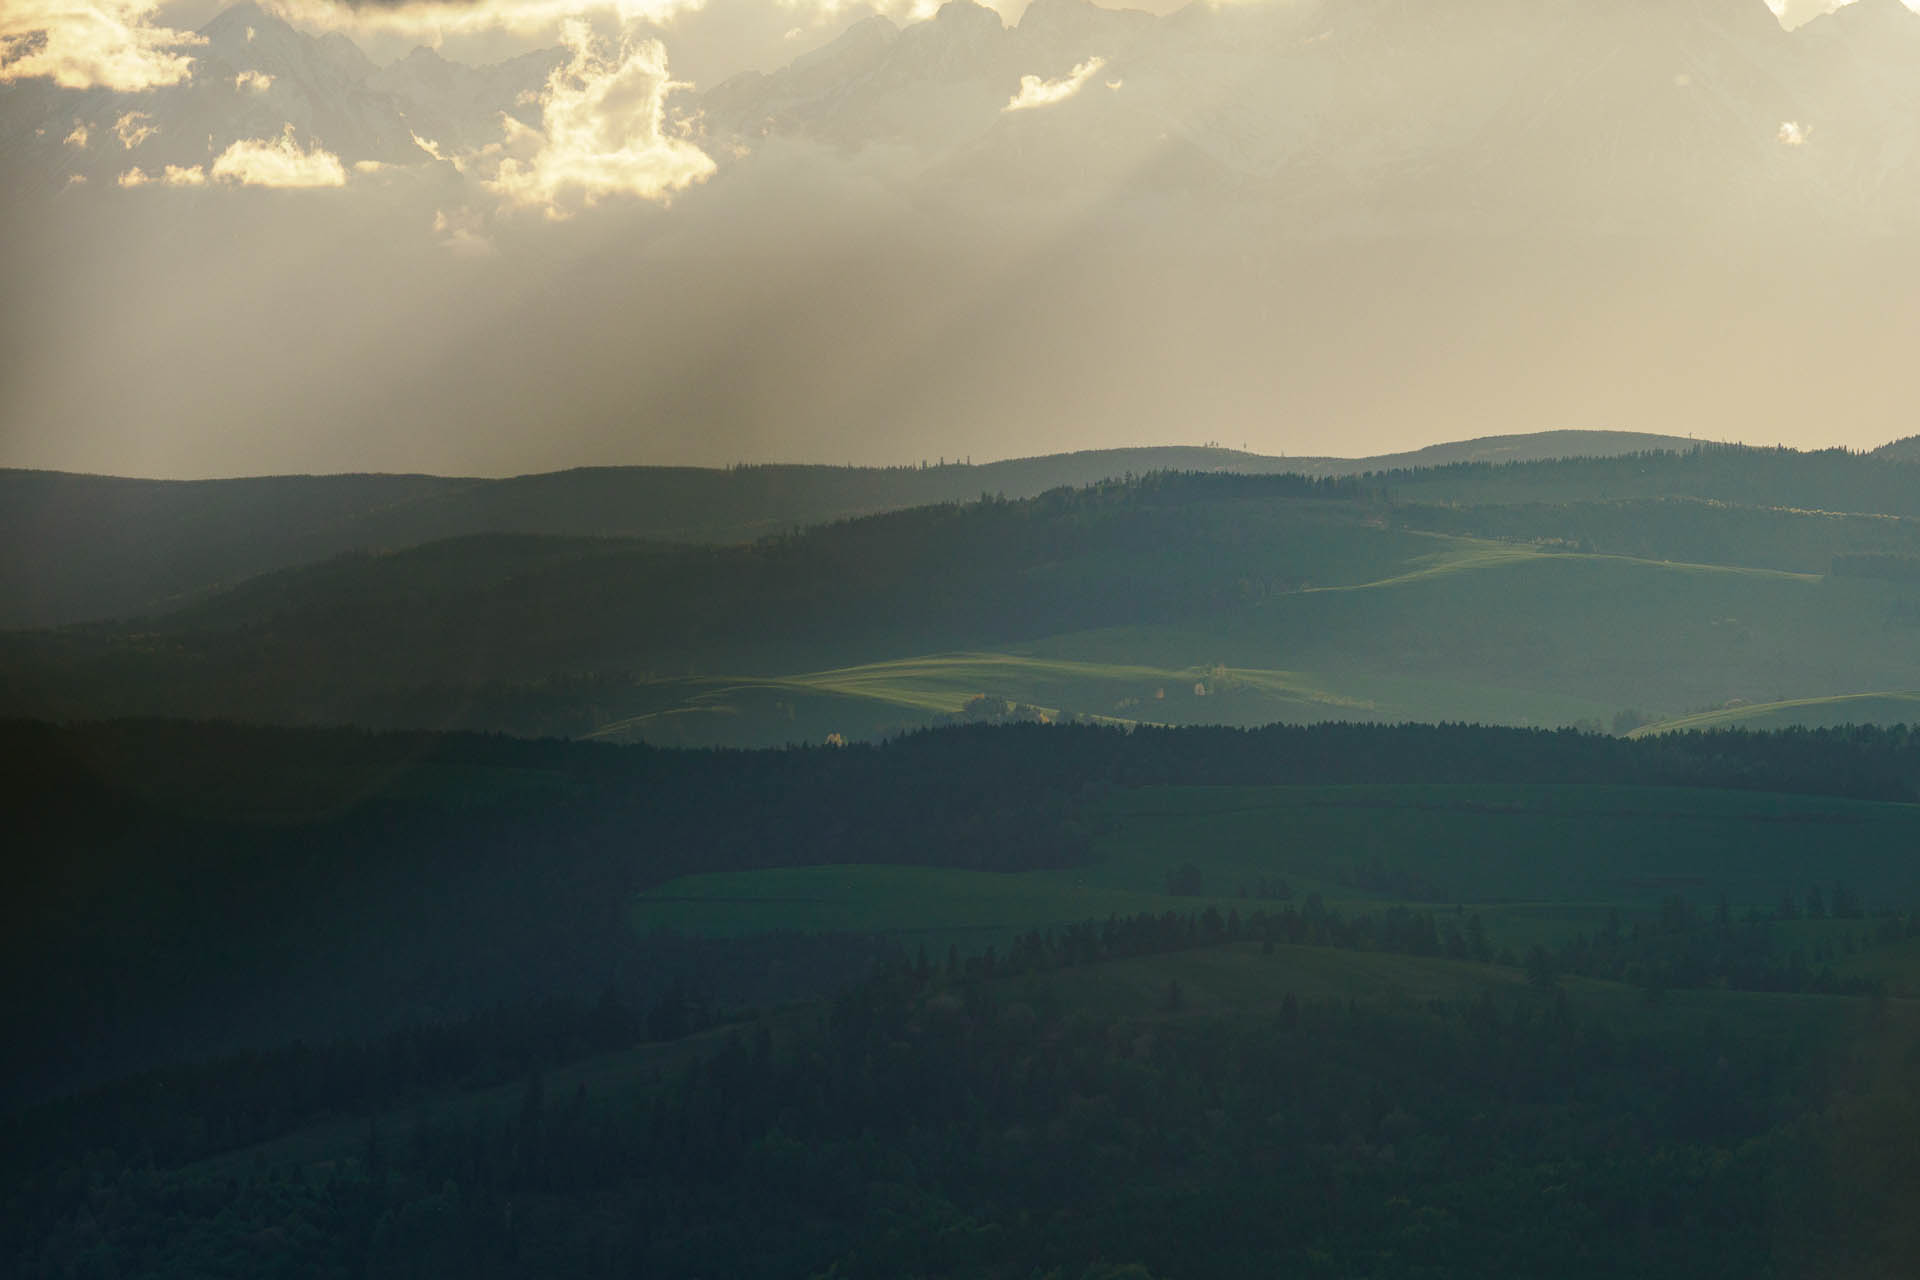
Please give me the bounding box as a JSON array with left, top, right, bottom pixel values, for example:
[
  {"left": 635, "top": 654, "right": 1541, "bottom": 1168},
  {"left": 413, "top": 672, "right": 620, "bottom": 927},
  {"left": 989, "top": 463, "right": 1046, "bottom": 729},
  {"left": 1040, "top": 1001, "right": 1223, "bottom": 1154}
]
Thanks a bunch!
[{"left": 0, "top": 431, "right": 1708, "bottom": 628}]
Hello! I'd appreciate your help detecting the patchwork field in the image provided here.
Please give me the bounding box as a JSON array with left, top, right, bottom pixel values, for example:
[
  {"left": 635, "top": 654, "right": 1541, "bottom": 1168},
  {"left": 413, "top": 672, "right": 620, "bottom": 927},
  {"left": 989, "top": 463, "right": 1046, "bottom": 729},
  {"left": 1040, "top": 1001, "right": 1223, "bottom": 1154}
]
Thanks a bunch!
[{"left": 635, "top": 783, "right": 1920, "bottom": 952}]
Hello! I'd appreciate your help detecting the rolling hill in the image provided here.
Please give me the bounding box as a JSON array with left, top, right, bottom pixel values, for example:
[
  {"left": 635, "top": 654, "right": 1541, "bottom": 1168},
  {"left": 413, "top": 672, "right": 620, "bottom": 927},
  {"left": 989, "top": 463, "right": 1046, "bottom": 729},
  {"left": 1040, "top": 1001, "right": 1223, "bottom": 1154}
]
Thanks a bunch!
[
  {"left": 0, "top": 430, "right": 1701, "bottom": 628},
  {"left": 9, "top": 445, "right": 1920, "bottom": 741}
]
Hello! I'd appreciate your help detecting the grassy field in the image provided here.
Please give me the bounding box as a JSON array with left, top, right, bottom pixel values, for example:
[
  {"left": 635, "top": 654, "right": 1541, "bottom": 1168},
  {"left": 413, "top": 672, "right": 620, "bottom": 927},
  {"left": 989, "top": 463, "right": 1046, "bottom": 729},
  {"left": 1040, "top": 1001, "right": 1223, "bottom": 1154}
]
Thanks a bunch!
[
  {"left": 1633, "top": 691, "right": 1920, "bottom": 736},
  {"left": 634, "top": 783, "right": 1920, "bottom": 950},
  {"left": 572, "top": 531, "right": 1920, "bottom": 748},
  {"left": 1032, "top": 548, "right": 1920, "bottom": 728},
  {"left": 584, "top": 652, "right": 1380, "bottom": 747}
]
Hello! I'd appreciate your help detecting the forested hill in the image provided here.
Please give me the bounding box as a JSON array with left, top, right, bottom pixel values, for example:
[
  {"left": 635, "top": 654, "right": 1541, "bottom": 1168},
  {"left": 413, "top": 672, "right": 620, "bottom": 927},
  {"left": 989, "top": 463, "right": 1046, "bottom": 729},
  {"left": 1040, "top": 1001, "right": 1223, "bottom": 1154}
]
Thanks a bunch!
[
  {"left": 9, "top": 447, "right": 1920, "bottom": 741},
  {"left": 10, "top": 715, "right": 1920, "bottom": 1101},
  {"left": 0, "top": 431, "right": 1699, "bottom": 628}
]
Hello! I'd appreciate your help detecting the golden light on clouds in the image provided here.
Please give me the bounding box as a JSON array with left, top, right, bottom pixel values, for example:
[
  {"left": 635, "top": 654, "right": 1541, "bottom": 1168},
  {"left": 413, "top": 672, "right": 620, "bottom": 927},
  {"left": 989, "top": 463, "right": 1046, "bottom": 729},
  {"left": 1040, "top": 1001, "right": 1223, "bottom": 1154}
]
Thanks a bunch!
[
  {"left": 482, "top": 20, "right": 716, "bottom": 216},
  {"left": 0, "top": 0, "right": 202, "bottom": 90},
  {"left": 1767, "top": 0, "right": 1920, "bottom": 26},
  {"left": 1004, "top": 56, "right": 1106, "bottom": 114},
  {"left": 1778, "top": 121, "right": 1808, "bottom": 146},
  {"left": 266, "top": 0, "right": 704, "bottom": 40},
  {"left": 118, "top": 162, "right": 214, "bottom": 186},
  {"left": 114, "top": 110, "right": 157, "bottom": 148},
  {"left": 235, "top": 69, "right": 274, "bottom": 92},
  {"left": 209, "top": 127, "right": 349, "bottom": 186}
]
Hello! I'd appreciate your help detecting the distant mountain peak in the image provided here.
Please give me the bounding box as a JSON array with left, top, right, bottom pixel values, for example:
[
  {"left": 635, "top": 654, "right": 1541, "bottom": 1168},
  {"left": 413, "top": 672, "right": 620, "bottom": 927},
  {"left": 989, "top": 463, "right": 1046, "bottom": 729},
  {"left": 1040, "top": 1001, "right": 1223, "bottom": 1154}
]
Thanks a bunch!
[
  {"left": 933, "top": 0, "right": 1005, "bottom": 29},
  {"left": 200, "top": 2, "right": 293, "bottom": 42}
]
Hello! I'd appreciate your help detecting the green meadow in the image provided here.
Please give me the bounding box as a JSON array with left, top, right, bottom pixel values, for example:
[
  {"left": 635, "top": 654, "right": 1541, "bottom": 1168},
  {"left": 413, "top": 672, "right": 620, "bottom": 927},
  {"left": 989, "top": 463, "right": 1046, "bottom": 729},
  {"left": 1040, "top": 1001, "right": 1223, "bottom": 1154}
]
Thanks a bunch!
[
  {"left": 1635, "top": 690, "right": 1920, "bottom": 736},
  {"left": 588, "top": 533, "right": 1920, "bottom": 748},
  {"left": 635, "top": 783, "right": 1920, "bottom": 951}
]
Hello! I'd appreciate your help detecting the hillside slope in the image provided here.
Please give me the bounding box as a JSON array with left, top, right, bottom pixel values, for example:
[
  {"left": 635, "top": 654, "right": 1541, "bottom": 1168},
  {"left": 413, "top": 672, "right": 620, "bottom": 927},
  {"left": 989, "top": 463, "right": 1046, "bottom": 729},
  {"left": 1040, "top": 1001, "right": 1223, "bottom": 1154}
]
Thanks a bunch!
[
  {"left": 0, "top": 431, "right": 1701, "bottom": 627},
  {"left": 8, "top": 452, "right": 1920, "bottom": 740}
]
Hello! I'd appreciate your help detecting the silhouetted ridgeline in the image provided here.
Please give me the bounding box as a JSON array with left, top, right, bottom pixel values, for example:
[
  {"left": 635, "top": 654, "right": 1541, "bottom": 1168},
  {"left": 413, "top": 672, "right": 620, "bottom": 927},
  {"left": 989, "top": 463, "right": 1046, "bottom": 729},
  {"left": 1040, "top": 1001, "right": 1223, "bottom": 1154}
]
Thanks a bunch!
[
  {"left": 0, "top": 456, "right": 1351, "bottom": 627},
  {"left": 0, "top": 433, "right": 1680, "bottom": 628},
  {"left": 1376, "top": 444, "right": 1920, "bottom": 516}
]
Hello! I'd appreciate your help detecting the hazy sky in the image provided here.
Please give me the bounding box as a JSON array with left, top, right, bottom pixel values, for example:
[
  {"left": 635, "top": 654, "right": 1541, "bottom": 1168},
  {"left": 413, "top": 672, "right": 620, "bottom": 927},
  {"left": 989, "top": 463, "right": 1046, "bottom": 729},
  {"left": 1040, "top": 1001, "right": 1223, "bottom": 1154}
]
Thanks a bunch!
[{"left": 5, "top": 0, "right": 1920, "bottom": 478}]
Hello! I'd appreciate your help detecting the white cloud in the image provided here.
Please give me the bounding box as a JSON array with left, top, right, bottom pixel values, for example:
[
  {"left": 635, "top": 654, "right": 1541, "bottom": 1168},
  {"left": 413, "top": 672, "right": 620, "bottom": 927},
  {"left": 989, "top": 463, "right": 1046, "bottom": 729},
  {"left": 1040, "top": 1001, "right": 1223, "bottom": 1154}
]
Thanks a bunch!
[
  {"left": 482, "top": 20, "right": 715, "bottom": 216},
  {"left": 114, "top": 110, "right": 157, "bottom": 149},
  {"left": 267, "top": 0, "right": 705, "bottom": 41},
  {"left": 64, "top": 121, "right": 90, "bottom": 148},
  {"left": 210, "top": 126, "right": 349, "bottom": 187},
  {"left": 117, "top": 162, "right": 211, "bottom": 186},
  {"left": 1004, "top": 56, "right": 1105, "bottom": 114},
  {"left": 235, "top": 69, "right": 274, "bottom": 93},
  {"left": 0, "top": 0, "right": 203, "bottom": 90},
  {"left": 1778, "top": 121, "right": 1809, "bottom": 147},
  {"left": 1769, "top": 0, "right": 1920, "bottom": 27}
]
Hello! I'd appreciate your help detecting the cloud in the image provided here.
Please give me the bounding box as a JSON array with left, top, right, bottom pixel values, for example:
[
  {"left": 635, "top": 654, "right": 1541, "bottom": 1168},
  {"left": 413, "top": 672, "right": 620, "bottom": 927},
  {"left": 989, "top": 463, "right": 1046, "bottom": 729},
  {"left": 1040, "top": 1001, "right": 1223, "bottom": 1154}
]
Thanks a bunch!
[
  {"left": 433, "top": 206, "right": 497, "bottom": 255},
  {"left": 481, "top": 20, "right": 715, "bottom": 216},
  {"left": 1769, "top": 0, "right": 1920, "bottom": 26},
  {"left": 235, "top": 69, "right": 274, "bottom": 92},
  {"left": 267, "top": 0, "right": 704, "bottom": 40},
  {"left": 0, "top": 0, "right": 203, "bottom": 90},
  {"left": 1004, "top": 56, "right": 1105, "bottom": 114},
  {"left": 114, "top": 110, "right": 157, "bottom": 149},
  {"left": 1778, "top": 121, "right": 1808, "bottom": 147},
  {"left": 64, "top": 121, "right": 90, "bottom": 148},
  {"left": 210, "top": 127, "right": 350, "bottom": 187},
  {"left": 117, "top": 163, "right": 212, "bottom": 186}
]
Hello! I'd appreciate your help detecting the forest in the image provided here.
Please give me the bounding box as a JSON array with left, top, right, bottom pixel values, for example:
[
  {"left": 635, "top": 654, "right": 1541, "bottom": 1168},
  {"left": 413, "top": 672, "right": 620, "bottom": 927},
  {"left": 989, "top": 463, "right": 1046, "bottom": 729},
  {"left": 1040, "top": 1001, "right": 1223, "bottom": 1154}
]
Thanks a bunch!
[
  {"left": 8, "top": 713, "right": 1920, "bottom": 1275},
  {"left": 9, "top": 441, "right": 1920, "bottom": 1276}
]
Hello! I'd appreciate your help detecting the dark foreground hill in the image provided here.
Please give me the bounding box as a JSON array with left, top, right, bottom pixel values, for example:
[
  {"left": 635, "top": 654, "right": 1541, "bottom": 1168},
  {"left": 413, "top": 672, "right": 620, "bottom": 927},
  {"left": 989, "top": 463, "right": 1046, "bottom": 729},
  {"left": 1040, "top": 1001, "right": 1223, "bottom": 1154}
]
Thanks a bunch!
[
  {"left": 0, "top": 431, "right": 1699, "bottom": 628},
  {"left": 9, "top": 714, "right": 1920, "bottom": 1102},
  {"left": 8, "top": 716, "right": 1920, "bottom": 1277},
  {"left": 8, "top": 445, "right": 1920, "bottom": 742}
]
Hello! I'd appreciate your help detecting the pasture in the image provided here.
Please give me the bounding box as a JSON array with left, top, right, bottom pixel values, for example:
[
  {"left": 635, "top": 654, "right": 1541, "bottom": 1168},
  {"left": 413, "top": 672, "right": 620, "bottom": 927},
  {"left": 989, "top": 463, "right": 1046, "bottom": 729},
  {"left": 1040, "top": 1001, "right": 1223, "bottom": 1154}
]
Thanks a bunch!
[{"left": 634, "top": 783, "right": 1920, "bottom": 950}]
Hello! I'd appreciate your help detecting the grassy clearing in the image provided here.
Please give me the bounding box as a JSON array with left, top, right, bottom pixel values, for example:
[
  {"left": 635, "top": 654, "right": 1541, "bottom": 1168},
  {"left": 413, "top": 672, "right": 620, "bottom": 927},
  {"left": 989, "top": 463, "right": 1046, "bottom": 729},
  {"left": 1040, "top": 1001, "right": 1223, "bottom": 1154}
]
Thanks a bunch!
[
  {"left": 585, "top": 535, "right": 1920, "bottom": 747},
  {"left": 1633, "top": 691, "right": 1920, "bottom": 737},
  {"left": 634, "top": 784, "right": 1920, "bottom": 951},
  {"left": 585, "top": 652, "right": 1375, "bottom": 746},
  {"left": 1037, "top": 550, "right": 1920, "bottom": 726}
]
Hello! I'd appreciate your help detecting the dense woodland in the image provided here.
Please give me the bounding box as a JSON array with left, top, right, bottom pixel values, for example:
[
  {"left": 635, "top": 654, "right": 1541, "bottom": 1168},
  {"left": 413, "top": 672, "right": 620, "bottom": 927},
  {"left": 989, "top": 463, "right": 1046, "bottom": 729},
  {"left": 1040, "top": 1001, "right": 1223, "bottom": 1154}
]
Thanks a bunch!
[
  {"left": 10, "top": 715, "right": 1920, "bottom": 1101},
  {"left": 9, "top": 899, "right": 1920, "bottom": 1278},
  {"left": 11, "top": 441, "right": 1920, "bottom": 1276}
]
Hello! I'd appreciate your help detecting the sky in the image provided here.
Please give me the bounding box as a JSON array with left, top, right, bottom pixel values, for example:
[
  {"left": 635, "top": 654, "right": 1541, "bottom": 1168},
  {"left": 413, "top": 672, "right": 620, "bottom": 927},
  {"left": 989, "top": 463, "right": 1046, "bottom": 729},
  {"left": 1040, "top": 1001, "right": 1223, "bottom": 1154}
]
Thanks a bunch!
[{"left": 4, "top": 0, "right": 1920, "bottom": 478}]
